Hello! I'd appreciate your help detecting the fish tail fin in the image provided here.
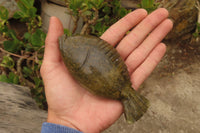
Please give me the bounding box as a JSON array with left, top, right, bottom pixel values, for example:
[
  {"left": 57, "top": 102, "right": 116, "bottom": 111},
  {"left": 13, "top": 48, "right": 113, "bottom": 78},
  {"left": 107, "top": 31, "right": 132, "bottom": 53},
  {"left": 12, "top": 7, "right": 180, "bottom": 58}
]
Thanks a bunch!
[{"left": 122, "top": 88, "right": 149, "bottom": 123}]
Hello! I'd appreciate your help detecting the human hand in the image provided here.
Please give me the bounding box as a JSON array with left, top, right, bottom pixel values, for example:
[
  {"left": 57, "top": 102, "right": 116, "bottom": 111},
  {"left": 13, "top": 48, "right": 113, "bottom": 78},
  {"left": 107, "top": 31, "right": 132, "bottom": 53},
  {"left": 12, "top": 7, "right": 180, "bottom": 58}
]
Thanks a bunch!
[{"left": 40, "top": 8, "right": 173, "bottom": 133}]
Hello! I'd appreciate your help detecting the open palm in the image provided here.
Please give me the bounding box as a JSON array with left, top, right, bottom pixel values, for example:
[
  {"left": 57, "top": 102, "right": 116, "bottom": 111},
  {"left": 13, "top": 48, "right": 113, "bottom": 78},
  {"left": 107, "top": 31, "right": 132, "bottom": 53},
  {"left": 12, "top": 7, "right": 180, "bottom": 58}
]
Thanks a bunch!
[{"left": 40, "top": 8, "right": 173, "bottom": 133}]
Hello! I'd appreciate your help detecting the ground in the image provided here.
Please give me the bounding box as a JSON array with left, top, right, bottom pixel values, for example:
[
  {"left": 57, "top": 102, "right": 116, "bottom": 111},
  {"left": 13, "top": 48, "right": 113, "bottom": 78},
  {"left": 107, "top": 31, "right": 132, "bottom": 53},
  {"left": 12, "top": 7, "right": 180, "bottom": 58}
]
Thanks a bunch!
[
  {"left": 103, "top": 39, "right": 200, "bottom": 133},
  {"left": 155, "top": 39, "right": 200, "bottom": 77}
]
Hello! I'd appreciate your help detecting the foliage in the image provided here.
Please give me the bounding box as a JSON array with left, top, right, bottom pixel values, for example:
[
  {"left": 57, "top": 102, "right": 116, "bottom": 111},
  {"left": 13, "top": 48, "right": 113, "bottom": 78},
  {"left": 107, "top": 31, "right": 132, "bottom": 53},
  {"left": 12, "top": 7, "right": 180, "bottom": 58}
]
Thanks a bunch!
[
  {"left": 0, "top": 6, "right": 9, "bottom": 34},
  {"left": 0, "top": 0, "right": 46, "bottom": 109},
  {"left": 193, "top": 1, "right": 200, "bottom": 38},
  {"left": 65, "top": 0, "right": 130, "bottom": 36},
  {"left": 139, "top": 0, "right": 159, "bottom": 13},
  {"left": 13, "top": 0, "right": 42, "bottom": 33},
  {"left": 0, "top": 72, "right": 19, "bottom": 84},
  {"left": 193, "top": 23, "right": 200, "bottom": 38}
]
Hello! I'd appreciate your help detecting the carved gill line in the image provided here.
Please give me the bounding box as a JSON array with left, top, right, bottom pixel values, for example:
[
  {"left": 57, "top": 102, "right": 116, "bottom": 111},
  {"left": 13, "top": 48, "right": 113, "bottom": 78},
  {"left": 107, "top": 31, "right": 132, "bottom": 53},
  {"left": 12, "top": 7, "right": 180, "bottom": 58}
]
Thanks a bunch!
[{"left": 79, "top": 49, "right": 90, "bottom": 69}]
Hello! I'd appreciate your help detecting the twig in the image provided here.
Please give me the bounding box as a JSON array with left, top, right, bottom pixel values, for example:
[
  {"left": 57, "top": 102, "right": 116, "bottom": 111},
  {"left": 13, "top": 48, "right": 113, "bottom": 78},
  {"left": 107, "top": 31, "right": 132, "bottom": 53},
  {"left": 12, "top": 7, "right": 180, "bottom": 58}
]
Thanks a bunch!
[
  {"left": 80, "top": 23, "right": 89, "bottom": 35},
  {"left": 72, "top": 17, "right": 78, "bottom": 34},
  {"left": 80, "top": 8, "right": 99, "bottom": 35},
  {"left": 65, "top": 2, "right": 79, "bottom": 34},
  {"left": 196, "top": 1, "right": 200, "bottom": 23},
  {"left": 88, "top": 8, "right": 99, "bottom": 25},
  {"left": 0, "top": 47, "right": 44, "bottom": 62},
  {"left": 0, "top": 48, "right": 33, "bottom": 60},
  {"left": 17, "top": 57, "right": 35, "bottom": 88},
  {"left": 26, "top": 59, "right": 32, "bottom": 69}
]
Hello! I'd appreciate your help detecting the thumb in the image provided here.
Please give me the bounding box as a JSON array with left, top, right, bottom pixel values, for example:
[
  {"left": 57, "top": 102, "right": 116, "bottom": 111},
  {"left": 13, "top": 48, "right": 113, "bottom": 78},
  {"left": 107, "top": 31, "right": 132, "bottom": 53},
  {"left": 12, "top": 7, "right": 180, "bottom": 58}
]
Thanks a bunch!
[{"left": 43, "top": 16, "right": 64, "bottom": 63}]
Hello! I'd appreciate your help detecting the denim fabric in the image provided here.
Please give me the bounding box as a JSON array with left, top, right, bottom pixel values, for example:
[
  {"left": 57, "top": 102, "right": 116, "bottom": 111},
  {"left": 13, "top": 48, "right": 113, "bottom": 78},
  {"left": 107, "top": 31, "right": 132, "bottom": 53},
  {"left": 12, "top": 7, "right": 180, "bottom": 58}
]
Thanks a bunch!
[{"left": 41, "top": 122, "right": 82, "bottom": 133}]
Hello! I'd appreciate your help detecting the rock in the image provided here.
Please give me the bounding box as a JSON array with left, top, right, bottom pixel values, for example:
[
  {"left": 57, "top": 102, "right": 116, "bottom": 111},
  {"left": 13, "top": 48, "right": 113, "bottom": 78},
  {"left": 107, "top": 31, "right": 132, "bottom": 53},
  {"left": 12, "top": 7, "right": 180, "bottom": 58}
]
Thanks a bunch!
[
  {"left": 0, "top": 0, "right": 18, "bottom": 19},
  {"left": 121, "top": 0, "right": 140, "bottom": 9},
  {"left": 159, "top": 0, "right": 198, "bottom": 40},
  {"left": 103, "top": 63, "right": 200, "bottom": 133},
  {"left": 48, "top": 0, "right": 66, "bottom": 6},
  {"left": 121, "top": 0, "right": 199, "bottom": 41},
  {"left": 41, "top": 0, "right": 83, "bottom": 33},
  {"left": 0, "top": 82, "right": 47, "bottom": 133}
]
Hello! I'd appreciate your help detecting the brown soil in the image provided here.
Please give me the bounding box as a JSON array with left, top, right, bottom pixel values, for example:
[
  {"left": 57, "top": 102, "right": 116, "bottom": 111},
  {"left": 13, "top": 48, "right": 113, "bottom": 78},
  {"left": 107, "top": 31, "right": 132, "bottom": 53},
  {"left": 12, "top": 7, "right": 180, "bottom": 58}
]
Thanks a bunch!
[
  {"left": 155, "top": 39, "right": 200, "bottom": 77},
  {"left": 103, "top": 39, "right": 200, "bottom": 133}
]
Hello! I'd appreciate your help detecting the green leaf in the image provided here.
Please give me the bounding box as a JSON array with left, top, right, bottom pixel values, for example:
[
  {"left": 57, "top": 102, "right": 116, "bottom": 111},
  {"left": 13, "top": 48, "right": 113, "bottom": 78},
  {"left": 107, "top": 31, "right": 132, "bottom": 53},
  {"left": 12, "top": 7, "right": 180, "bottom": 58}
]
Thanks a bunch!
[
  {"left": 8, "top": 72, "right": 19, "bottom": 84},
  {"left": 13, "top": 11, "right": 25, "bottom": 19},
  {"left": 0, "top": 6, "right": 9, "bottom": 20},
  {"left": 119, "top": 8, "right": 129, "bottom": 17},
  {"left": 0, "top": 74, "right": 9, "bottom": 83},
  {"left": 0, "top": 72, "right": 19, "bottom": 84},
  {"left": 15, "top": 0, "right": 36, "bottom": 19},
  {"left": 24, "top": 32, "right": 31, "bottom": 40},
  {"left": 141, "top": 0, "right": 148, "bottom": 7},
  {"left": 104, "top": 15, "right": 110, "bottom": 22},
  {"left": 37, "top": 60, "right": 43, "bottom": 66},
  {"left": 140, "top": 0, "right": 158, "bottom": 13},
  {"left": 3, "top": 40, "right": 20, "bottom": 53},
  {"left": 13, "top": 11, "right": 24, "bottom": 19},
  {"left": 28, "top": 7, "right": 37, "bottom": 18},
  {"left": 6, "top": 29, "right": 17, "bottom": 38},
  {"left": 96, "top": 0, "right": 104, "bottom": 9},
  {"left": 70, "top": 0, "right": 83, "bottom": 9},
  {"left": 193, "top": 32, "right": 198, "bottom": 37},
  {"left": 88, "top": 1, "right": 97, "bottom": 9},
  {"left": 0, "top": 56, "right": 15, "bottom": 69},
  {"left": 34, "top": 77, "right": 42, "bottom": 88},
  {"left": 31, "top": 29, "right": 46, "bottom": 48},
  {"left": 64, "top": 29, "right": 72, "bottom": 36},
  {"left": 17, "top": 0, "right": 28, "bottom": 13},
  {"left": 22, "top": 66, "right": 33, "bottom": 78},
  {"left": 102, "top": 6, "right": 111, "bottom": 14},
  {"left": 20, "top": 0, "right": 34, "bottom": 8},
  {"left": 82, "top": 10, "right": 92, "bottom": 16}
]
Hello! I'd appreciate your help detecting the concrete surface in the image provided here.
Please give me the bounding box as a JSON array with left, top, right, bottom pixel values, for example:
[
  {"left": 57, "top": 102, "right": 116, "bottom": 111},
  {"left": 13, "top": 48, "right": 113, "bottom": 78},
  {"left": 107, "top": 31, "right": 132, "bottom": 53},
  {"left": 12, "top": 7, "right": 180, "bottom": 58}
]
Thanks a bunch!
[
  {"left": 0, "top": 82, "right": 46, "bottom": 133},
  {"left": 41, "top": 0, "right": 83, "bottom": 33},
  {"left": 103, "top": 63, "right": 200, "bottom": 133}
]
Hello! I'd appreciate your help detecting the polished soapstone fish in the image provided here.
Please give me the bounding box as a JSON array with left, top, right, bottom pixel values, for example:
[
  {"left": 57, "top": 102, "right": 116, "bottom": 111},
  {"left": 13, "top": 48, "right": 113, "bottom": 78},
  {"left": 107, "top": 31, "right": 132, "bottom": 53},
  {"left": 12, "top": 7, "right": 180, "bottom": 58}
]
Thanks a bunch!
[{"left": 59, "top": 35, "right": 149, "bottom": 123}]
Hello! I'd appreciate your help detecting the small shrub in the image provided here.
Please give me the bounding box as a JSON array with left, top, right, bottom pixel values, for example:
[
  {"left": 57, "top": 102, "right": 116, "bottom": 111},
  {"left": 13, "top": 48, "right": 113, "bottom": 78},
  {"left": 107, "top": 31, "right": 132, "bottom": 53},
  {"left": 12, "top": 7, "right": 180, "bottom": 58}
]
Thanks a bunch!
[
  {"left": 65, "top": 0, "right": 130, "bottom": 36},
  {"left": 0, "top": 0, "right": 46, "bottom": 109}
]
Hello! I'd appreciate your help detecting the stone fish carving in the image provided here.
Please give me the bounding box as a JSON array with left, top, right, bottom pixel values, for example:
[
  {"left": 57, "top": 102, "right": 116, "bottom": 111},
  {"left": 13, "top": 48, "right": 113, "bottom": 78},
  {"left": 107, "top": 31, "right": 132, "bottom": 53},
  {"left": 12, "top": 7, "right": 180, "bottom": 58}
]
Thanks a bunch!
[{"left": 59, "top": 35, "right": 149, "bottom": 123}]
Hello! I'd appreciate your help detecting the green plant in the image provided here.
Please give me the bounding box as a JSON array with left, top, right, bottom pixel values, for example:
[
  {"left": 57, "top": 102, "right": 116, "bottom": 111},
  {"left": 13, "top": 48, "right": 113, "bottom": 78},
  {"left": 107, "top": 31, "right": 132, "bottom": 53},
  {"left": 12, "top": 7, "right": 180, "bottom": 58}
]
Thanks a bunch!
[
  {"left": 193, "top": 23, "right": 200, "bottom": 38},
  {"left": 65, "top": 0, "right": 130, "bottom": 36},
  {"left": 13, "top": 0, "right": 42, "bottom": 33},
  {"left": 193, "top": 1, "right": 200, "bottom": 38},
  {"left": 0, "top": 0, "right": 46, "bottom": 109},
  {"left": 139, "top": 0, "right": 159, "bottom": 13}
]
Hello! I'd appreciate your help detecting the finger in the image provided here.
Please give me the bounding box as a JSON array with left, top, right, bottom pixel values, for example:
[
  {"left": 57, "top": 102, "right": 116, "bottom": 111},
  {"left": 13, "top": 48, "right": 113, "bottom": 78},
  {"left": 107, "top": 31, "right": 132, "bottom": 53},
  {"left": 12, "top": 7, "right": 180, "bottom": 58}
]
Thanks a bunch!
[
  {"left": 116, "top": 8, "right": 169, "bottom": 60},
  {"left": 43, "top": 16, "right": 64, "bottom": 63},
  {"left": 130, "top": 43, "right": 166, "bottom": 90},
  {"left": 100, "top": 9, "right": 147, "bottom": 46},
  {"left": 125, "top": 19, "right": 173, "bottom": 74}
]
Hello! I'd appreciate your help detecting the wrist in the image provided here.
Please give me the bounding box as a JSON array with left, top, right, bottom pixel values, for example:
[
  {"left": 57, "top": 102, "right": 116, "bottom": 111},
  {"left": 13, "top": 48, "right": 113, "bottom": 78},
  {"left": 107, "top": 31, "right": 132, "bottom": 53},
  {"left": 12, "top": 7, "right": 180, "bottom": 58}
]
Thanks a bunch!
[{"left": 47, "top": 110, "right": 81, "bottom": 132}]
